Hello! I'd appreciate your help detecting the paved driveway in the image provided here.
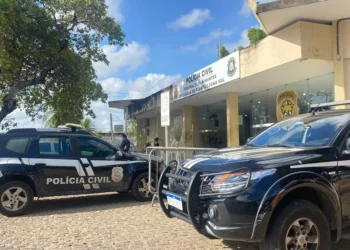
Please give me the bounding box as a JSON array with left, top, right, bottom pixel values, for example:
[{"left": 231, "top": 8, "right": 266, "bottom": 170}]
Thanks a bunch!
[{"left": 0, "top": 193, "right": 348, "bottom": 250}]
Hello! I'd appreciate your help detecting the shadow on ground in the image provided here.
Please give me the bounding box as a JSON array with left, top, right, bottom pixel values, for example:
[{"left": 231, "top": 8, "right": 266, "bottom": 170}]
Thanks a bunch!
[{"left": 24, "top": 192, "right": 146, "bottom": 217}]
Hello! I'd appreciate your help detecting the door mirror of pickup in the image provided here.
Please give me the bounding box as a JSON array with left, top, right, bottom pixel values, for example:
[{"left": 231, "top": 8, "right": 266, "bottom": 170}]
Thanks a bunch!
[
  {"left": 342, "top": 138, "right": 350, "bottom": 155},
  {"left": 342, "top": 150, "right": 350, "bottom": 155}
]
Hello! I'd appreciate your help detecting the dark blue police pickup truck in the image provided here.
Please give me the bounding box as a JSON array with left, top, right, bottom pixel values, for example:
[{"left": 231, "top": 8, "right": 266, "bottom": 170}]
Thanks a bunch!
[
  {"left": 158, "top": 101, "right": 350, "bottom": 250},
  {"left": 0, "top": 127, "right": 158, "bottom": 217}
]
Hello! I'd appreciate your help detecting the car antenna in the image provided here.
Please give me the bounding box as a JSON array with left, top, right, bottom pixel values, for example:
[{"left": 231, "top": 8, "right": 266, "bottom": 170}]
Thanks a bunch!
[{"left": 312, "top": 103, "right": 321, "bottom": 115}]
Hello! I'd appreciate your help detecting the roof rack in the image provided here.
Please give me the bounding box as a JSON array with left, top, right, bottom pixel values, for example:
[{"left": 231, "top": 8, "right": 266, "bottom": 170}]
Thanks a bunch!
[
  {"left": 308, "top": 100, "right": 350, "bottom": 113},
  {"left": 6, "top": 128, "right": 92, "bottom": 135}
]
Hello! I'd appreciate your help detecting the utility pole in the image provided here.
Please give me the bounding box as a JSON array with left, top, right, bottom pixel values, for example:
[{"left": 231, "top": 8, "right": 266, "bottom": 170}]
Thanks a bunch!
[
  {"left": 218, "top": 37, "right": 221, "bottom": 59},
  {"left": 110, "top": 113, "right": 114, "bottom": 141}
]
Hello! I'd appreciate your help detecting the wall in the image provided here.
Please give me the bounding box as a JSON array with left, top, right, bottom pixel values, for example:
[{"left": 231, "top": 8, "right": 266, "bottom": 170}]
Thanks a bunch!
[
  {"left": 240, "top": 21, "right": 333, "bottom": 79},
  {"left": 300, "top": 22, "right": 333, "bottom": 61},
  {"left": 240, "top": 21, "right": 302, "bottom": 78}
]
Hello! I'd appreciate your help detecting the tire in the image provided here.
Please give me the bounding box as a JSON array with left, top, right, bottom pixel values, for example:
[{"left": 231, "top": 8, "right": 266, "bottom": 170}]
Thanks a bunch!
[
  {"left": 131, "top": 172, "right": 156, "bottom": 202},
  {"left": 260, "top": 200, "right": 331, "bottom": 250},
  {"left": 0, "top": 181, "right": 34, "bottom": 217}
]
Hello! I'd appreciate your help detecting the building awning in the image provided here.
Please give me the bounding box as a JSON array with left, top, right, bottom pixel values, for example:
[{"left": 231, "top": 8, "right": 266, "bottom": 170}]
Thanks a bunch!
[
  {"left": 108, "top": 99, "right": 141, "bottom": 109},
  {"left": 250, "top": 0, "right": 350, "bottom": 34}
]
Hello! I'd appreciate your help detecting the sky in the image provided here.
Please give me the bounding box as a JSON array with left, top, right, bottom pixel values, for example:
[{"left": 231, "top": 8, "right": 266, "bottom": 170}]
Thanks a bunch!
[{"left": 4, "top": 0, "right": 261, "bottom": 132}]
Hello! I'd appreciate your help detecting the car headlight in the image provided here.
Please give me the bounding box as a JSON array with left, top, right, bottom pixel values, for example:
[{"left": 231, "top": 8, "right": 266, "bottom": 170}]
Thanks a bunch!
[{"left": 200, "top": 169, "right": 276, "bottom": 195}]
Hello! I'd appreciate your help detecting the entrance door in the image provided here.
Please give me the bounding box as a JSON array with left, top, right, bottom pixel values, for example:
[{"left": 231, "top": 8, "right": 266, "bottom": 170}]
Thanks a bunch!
[{"left": 75, "top": 137, "right": 129, "bottom": 191}]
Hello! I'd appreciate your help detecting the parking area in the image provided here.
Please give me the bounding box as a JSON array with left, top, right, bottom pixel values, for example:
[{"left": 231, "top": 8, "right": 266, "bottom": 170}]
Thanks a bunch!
[{"left": 0, "top": 193, "right": 349, "bottom": 250}]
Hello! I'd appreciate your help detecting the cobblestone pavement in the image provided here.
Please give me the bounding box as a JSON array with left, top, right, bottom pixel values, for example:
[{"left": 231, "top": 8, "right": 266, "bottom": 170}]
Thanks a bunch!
[{"left": 0, "top": 193, "right": 349, "bottom": 250}]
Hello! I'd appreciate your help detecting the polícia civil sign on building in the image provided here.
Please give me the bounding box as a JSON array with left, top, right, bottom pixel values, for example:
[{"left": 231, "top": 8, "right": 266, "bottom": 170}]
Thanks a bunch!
[{"left": 172, "top": 51, "right": 240, "bottom": 101}]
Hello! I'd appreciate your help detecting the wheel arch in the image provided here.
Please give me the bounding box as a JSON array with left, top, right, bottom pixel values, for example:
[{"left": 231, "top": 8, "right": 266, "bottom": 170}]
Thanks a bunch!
[
  {"left": 128, "top": 167, "right": 158, "bottom": 190},
  {"left": 0, "top": 175, "right": 38, "bottom": 196},
  {"left": 251, "top": 171, "right": 342, "bottom": 242}
]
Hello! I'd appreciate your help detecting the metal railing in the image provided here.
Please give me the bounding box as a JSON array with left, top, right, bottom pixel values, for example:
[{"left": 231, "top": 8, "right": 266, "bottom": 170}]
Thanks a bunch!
[{"left": 146, "top": 146, "right": 217, "bottom": 205}]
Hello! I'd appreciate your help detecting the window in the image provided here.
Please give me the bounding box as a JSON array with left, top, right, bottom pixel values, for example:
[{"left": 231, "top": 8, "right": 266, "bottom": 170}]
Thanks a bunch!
[
  {"left": 249, "top": 114, "right": 349, "bottom": 147},
  {"left": 39, "top": 137, "right": 71, "bottom": 157},
  {"left": 77, "top": 137, "right": 115, "bottom": 159},
  {"left": 5, "top": 138, "right": 30, "bottom": 154}
]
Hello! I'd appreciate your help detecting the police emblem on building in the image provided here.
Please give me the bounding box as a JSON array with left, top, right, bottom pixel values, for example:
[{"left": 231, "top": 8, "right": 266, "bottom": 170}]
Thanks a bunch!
[
  {"left": 227, "top": 57, "right": 236, "bottom": 77},
  {"left": 277, "top": 89, "right": 299, "bottom": 121},
  {"left": 173, "top": 84, "right": 179, "bottom": 100},
  {"left": 111, "top": 167, "right": 123, "bottom": 182}
]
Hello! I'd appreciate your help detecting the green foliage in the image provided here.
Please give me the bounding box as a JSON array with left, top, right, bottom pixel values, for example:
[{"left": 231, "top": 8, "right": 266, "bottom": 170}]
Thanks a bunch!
[
  {"left": 217, "top": 45, "right": 230, "bottom": 59},
  {"left": 247, "top": 28, "right": 267, "bottom": 44},
  {"left": 232, "top": 28, "right": 266, "bottom": 52},
  {"left": 127, "top": 120, "right": 137, "bottom": 137},
  {"left": 0, "top": 0, "right": 125, "bottom": 128},
  {"left": 234, "top": 46, "right": 244, "bottom": 52}
]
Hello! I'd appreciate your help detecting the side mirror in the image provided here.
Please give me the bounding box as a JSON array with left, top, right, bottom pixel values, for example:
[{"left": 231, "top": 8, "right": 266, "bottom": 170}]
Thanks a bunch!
[
  {"left": 342, "top": 138, "right": 350, "bottom": 155},
  {"left": 246, "top": 137, "right": 254, "bottom": 144}
]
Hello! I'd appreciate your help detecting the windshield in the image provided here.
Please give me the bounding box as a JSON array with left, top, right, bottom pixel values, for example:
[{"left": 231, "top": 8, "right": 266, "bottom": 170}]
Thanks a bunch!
[{"left": 248, "top": 114, "right": 350, "bottom": 147}]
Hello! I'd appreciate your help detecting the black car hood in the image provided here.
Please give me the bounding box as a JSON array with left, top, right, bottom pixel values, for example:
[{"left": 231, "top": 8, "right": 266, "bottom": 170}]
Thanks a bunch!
[{"left": 181, "top": 146, "right": 333, "bottom": 173}]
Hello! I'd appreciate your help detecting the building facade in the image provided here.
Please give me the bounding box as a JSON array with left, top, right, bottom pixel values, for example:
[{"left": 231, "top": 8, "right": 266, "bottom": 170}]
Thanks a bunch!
[{"left": 109, "top": 0, "right": 350, "bottom": 152}]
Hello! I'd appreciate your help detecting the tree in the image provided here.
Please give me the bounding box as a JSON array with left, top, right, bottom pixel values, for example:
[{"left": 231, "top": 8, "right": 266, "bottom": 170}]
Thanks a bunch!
[
  {"left": 127, "top": 120, "right": 137, "bottom": 137},
  {"left": 232, "top": 28, "right": 266, "bottom": 52},
  {"left": 0, "top": 0, "right": 125, "bottom": 128},
  {"left": 234, "top": 46, "right": 244, "bottom": 52},
  {"left": 217, "top": 45, "right": 230, "bottom": 59},
  {"left": 248, "top": 28, "right": 267, "bottom": 44}
]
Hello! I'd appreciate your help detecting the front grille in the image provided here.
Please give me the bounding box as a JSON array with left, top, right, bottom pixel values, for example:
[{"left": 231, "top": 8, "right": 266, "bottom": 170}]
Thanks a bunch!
[{"left": 171, "top": 168, "right": 195, "bottom": 194}]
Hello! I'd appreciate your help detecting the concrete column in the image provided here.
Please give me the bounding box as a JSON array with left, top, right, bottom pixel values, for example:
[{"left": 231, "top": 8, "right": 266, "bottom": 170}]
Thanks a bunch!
[
  {"left": 136, "top": 119, "right": 143, "bottom": 152},
  {"left": 333, "top": 21, "right": 346, "bottom": 103},
  {"left": 333, "top": 20, "right": 350, "bottom": 104},
  {"left": 226, "top": 92, "right": 239, "bottom": 147},
  {"left": 182, "top": 106, "right": 198, "bottom": 147}
]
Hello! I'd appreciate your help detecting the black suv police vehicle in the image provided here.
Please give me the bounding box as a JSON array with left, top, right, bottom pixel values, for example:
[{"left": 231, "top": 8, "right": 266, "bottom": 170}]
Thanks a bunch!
[
  {"left": 0, "top": 127, "right": 157, "bottom": 217},
  {"left": 158, "top": 101, "right": 350, "bottom": 250}
]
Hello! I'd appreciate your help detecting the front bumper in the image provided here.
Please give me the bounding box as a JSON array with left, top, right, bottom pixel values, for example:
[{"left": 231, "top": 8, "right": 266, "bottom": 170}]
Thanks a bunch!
[{"left": 158, "top": 166, "right": 256, "bottom": 242}]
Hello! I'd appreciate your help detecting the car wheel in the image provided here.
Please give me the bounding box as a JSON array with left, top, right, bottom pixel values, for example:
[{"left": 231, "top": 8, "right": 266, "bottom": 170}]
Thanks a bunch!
[
  {"left": 260, "top": 200, "right": 330, "bottom": 250},
  {"left": 131, "top": 172, "right": 156, "bottom": 202},
  {"left": 0, "top": 181, "right": 34, "bottom": 217}
]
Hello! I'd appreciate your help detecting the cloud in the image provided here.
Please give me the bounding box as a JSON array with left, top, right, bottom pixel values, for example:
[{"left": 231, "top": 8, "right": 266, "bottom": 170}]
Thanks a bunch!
[
  {"left": 224, "top": 29, "right": 250, "bottom": 52},
  {"left": 105, "top": 0, "right": 124, "bottom": 23},
  {"left": 182, "top": 29, "right": 233, "bottom": 52},
  {"left": 1, "top": 73, "right": 181, "bottom": 132},
  {"left": 3, "top": 109, "right": 44, "bottom": 130},
  {"left": 93, "top": 42, "right": 150, "bottom": 79},
  {"left": 239, "top": 1, "right": 252, "bottom": 17},
  {"left": 91, "top": 73, "right": 182, "bottom": 131},
  {"left": 168, "top": 9, "right": 211, "bottom": 30}
]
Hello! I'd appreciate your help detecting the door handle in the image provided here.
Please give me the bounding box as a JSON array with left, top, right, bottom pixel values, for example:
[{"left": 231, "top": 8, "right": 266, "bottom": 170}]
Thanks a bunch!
[
  {"left": 34, "top": 163, "right": 46, "bottom": 167},
  {"left": 82, "top": 163, "right": 90, "bottom": 168}
]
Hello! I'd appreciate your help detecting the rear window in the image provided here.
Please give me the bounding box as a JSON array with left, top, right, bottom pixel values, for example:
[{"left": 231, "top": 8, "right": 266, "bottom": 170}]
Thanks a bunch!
[
  {"left": 39, "top": 137, "right": 71, "bottom": 157},
  {"left": 5, "top": 138, "right": 30, "bottom": 154}
]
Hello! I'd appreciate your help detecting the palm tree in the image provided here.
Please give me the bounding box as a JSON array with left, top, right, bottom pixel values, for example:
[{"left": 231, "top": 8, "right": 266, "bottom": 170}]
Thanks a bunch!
[
  {"left": 80, "top": 118, "right": 100, "bottom": 137},
  {"left": 42, "top": 109, "right": 58, "bottom": 128}
]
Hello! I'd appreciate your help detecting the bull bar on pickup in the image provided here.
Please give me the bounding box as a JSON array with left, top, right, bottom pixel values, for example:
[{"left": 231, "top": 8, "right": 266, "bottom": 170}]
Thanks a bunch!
[{"left": 158, "top": 166, "right": 205, "bottom": 234}]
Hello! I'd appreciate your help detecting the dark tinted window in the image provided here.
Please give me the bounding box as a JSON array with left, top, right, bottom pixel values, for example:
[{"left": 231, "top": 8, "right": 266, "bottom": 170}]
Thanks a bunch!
[
  {"left": 77, "top": 137, "right": 115, "bottom": 159},
  {"left": 39, "top": 137, "right": 71, "bottom": 157},
  {"left": 249, "top": 114, "right": 349, "bottom": 147},
  {"left": 5, "top": 138, "right": 30, "bottom": 154}
]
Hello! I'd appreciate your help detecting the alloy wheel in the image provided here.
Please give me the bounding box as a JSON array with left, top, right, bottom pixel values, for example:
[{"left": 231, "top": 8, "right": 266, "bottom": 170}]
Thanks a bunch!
[
  {"left": 138, "top": 177, "right": 156, "bottom": 198},
  {"left": 285, "top": 217, "right": 319, "bottom": 250},
  {"left": 1, "top": 187, "right": 28, "bottom": 211}
]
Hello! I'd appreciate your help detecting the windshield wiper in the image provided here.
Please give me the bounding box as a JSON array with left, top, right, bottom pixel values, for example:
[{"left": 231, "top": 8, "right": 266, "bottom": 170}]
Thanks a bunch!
[
  {"left": 246, "top": 143, "right": 260, "bottom": 147},
  {"left": 264, "top": 144, "right": 292, "bottom": 148}
]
